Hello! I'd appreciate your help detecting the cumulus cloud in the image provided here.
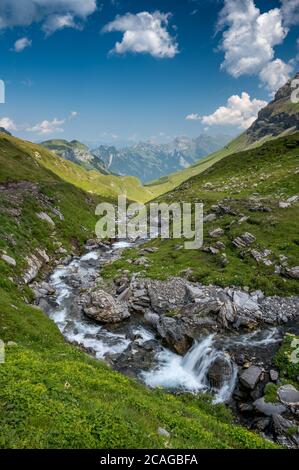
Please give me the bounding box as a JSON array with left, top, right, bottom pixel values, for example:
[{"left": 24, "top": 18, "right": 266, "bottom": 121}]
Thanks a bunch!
[
  {"left": 201, "top": 92, "right": 267, "bottom": 129},
  {"left": 218, "top": 0, "right": 287, "bottom": 77},
  {"left": 27, "top": 118, "right": 65, "bottom": 135},
  {"left": 102, "top": 11, "right": 179, "bottom": 58},
  {"left": 281, "top": 0, "right": 299, "bottom": 26},
  {"left": 0, "top": 117, "right": 17, "bottom": 131},
  {"left": 0, "top": 0, "right": 97, "bottom": 34},
  {"left": 259, "top": 59, "right": 293, "bottom": 96},
  {"left": 218, "top": 0, "right": 293, "bottom": 93},
  {"left": 185, "top": 113, "right": 201, "bottom": 121},
  {"left": 13, "top": 37, "right": 32, "bottom": 52}
]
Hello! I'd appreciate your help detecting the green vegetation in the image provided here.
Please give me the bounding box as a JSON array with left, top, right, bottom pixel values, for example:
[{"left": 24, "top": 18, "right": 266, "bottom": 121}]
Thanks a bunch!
[
  {"left": 0, "top": 286, "right": 277, "bottom": 449},
  {"left": 275, "top": 333, "right": 299, "bottom": 382},
  {"left": 0, "top": 131, "right": 277, "bottom": 449},
  {"left": 103, "top": 134, "right": 299, "bottom": 296},
  {"left": 0, "top": 132, "right": 155, "bottom": 203}
]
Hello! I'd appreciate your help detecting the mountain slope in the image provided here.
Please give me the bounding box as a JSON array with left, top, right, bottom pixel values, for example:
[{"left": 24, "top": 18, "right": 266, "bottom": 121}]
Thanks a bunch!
[
  {"left": 41, "top": 139, "right": 110, "bottom": 175},
  {"left": 103, "top": 133, "right": 299, "bottom": 297},
  {"left": 0, "top": 132, "right": 155, "bottom": 203},
  {"left": 146, "top": 73, "right": 299, "bottom": 197},
  {"left": 92, "top": 134, "right": 231, "bottom": 183},
  {"left": 0, "top": 132, "right": 273, "bottom": 449}
]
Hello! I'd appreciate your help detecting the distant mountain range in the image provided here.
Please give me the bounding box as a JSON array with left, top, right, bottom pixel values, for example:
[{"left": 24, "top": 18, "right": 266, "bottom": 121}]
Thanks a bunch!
[
  {"left": 91, "top": 134, "right": 231, "bottom": 183},
  {"left": 41, "top": 139, "right": 109, "bottom": 175},
  {"left": 41, "top": 134, "right": 231, "bottom": 183}
]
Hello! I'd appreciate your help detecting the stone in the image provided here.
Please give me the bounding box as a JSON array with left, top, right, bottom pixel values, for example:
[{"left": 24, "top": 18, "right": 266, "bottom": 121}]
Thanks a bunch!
[
  {"left": 272, "top": 414, "right": 297, "bottom": 435},
  {"left": 133, "top": 256, "right": 150, "bottom": 266},
  {"left": 157, "top": 427, "right": 170, "bottom": 438},
  {"left": 270, "top": 370, "right": 279, "bottom": 382},
  {"left": 36, "top": 212, "right": 55, "bottom": 227},
  {"left": 277, "top": 384, "right": 299, "bottom": 408},
  {"left": 144, "top": 311, "right": 160, "bottom": 327},
  {"left": 253, "top": 397, "right": 287, "bottom": 416},
  {"left": 283, "top": 267, "right": 299, "bottom": 280},
  {"left": 23, "top": 250, "right": 49, "bottom": 284},
  {"left": 1, "top": 254, "right": 16, "bottom": 267},
  {"left": 156, "top": 316, "right": 192, "bottom": 355},
  {"left": 84, "top": 289, "right": 130, "bottom": 324},
  {"left": 240, "top": 365, "right": 263, "bottom": 389},
  {"left": 233, "top": 232, "right": 256, "bottom": 249},
  {"left": 209, "top": 228, "right": 224, "bottom": 238},
  {"left": 233, "top": 291, "right": 261, "bottom": 313},
  {"left": 147, "top": 278, "right": 187, "bottom": 314},
  {"left": 203, "top": 213, "right": 217, "bottom": 223},
  {"left": 214, "top": 241, "right": 226, "bottom": 250},
  {"left": 207, "top": 355, "right": 233, "bottom": 389}
]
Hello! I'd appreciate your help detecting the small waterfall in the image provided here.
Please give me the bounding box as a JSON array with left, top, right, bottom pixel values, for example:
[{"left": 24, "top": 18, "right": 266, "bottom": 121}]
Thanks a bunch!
[{"left": 142, "top": 335, "right": 237, "bottom": 403}]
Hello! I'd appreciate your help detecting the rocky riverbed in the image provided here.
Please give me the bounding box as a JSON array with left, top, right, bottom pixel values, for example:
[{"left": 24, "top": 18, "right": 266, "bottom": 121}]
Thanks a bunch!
[{"left": 32, "top": 239, "right": 299, "bottom": 448}]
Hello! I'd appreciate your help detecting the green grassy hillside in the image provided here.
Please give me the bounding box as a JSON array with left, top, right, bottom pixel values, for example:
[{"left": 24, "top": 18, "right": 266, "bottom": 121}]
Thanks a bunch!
[
  {"left": 0, "top": 132, "right": 275, "bottom": 449},
  {"left": 0, "top": 132, "right": 155, "bottom": 203},
  {"left": 103, "top": 133, "right": 299, "bottom": 297}
]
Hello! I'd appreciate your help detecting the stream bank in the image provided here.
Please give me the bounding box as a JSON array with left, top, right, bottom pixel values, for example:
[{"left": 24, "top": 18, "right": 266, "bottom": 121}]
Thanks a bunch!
[{"left": 32, "top": 239, "right": 299, "bottom": 447}]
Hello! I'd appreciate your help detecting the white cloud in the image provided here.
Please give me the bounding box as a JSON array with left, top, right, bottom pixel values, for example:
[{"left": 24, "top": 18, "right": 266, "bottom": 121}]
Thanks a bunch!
[
  {"left": 259, "top": 59, "right": 293, "bottom": 96},
  {"left": 185, "top": 113, "right": 201, "bottom": 121},
  {"left": 69, "top": 111, "right": 78, "bottom": 120},
  {"left": 281, "top": 0, "right": 299, "bottom": 26},
  {"left": 218, "top": 0, "right": 287, "bottom": 77},
  {"left": 218, "top": 0, "right": 293, "bottom": 93},
  {"left": 102, "top": 11, "right": 179, "bottom": 58},
  {"left": 201, "top": 92, "right": 267, "bottom": 129},
  {"left": 0, "top": 117, "right": 17, "bottom": 131},
  {"left": 0, "top": 0, "right": 97, "bottom": 34},
  {"left": 13, "top": 37, "right": 32, "bottom": 52},
  {"left": 27, "top": 118, "right": 65, "bottom": 135}
]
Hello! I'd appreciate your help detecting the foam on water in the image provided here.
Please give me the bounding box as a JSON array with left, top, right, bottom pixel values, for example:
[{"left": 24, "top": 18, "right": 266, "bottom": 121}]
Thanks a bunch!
[
  {"left": 112, "top": 241, "right": 133, "bottom": 249},
  {"left": 229, "top": 328, "right": 280, "bottom": 347},
  {"left": 142, "top": 335, "right": 237, "bottom": 403}
]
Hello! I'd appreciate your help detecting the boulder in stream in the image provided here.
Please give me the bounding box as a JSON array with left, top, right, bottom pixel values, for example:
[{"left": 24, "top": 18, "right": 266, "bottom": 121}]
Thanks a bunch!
[{"left": 84, "top": 289, "right": 130, "bottom": 324}]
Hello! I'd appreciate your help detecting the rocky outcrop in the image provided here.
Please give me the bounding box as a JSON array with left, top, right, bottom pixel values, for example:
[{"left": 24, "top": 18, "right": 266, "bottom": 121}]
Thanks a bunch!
[
  {"left": 23, "top": 249, "right": 50, "bottom": 284},
  {"left": 246, "top": 72, "right": 299, "bottom": 143},
  {"left": 84, "top": 289, "right": 130, "bottom": 324},
  {"left": 1, "top": 253, "right": 16, "bottom": 267}
]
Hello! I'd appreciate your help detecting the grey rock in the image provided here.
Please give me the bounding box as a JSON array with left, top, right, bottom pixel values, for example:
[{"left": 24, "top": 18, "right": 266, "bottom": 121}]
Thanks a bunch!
[
  {"left": 240, "top": 365, "right": 263, "bottom": 389},
  {"left": 283, "top": 266, "right": 299, "bottom": 280},
  {"left": 36, "top": 212, "right": 55, "bottom": 227},
  {"left": 270, "top": 370, "right": 279, "bottom": 382},
  {"left": 156, "top": 316, "right": 192, "bottom": 355},
  {"left": 84, "top": 289, "right": 130, "bottom": 324},
  {"left": 157, "top": 427, "right": 170, "bottom": 438},
  {"left": 1, "top": 254, "right": 16, "bottom": 267},
  {"left": 233, "top": 232, "right": 256, "bottom": 248},
  {"left": 277, "top": 384, "right": 299, "bottom": 408},
  {"left": 203, "top": 213, "right": 217, "bottom": 223},
  {"left": 253, "top": 397, "right": 287, "bottom": 416},
  {"left": 209, "top": 228, "right": 224, "bottom": 238}
]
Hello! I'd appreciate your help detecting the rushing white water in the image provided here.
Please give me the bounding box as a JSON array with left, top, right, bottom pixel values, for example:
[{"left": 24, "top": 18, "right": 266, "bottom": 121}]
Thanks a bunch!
[
  {"left": 228, "top": 328, "right": 280, "bottom": 346},
  {"left": 45, "top": 244, "right": 286, "bottom": 405},
  {"left": 47, "top": 252, "right": 130, "bottom": 357},
  {"left": 112, "top": 241, "right": 133, "bottom": 249},
  {"left": 142, "top": 335, "right": 237, "bottom": 403}
]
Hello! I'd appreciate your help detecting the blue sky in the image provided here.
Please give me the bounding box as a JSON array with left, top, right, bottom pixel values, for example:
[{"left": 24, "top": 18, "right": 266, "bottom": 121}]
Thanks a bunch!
[{"left": 0, "top": 0, "right": 298, "bottom": 146}]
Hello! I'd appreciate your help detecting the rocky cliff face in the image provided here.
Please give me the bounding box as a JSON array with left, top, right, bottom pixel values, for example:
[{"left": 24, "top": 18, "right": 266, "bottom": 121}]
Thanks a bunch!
[
  {"left": 41, "top": 139, "right": 109, "bottom": 175},
  {"left": 247, "top": 72, "right": 299, "bottom": 143}
]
